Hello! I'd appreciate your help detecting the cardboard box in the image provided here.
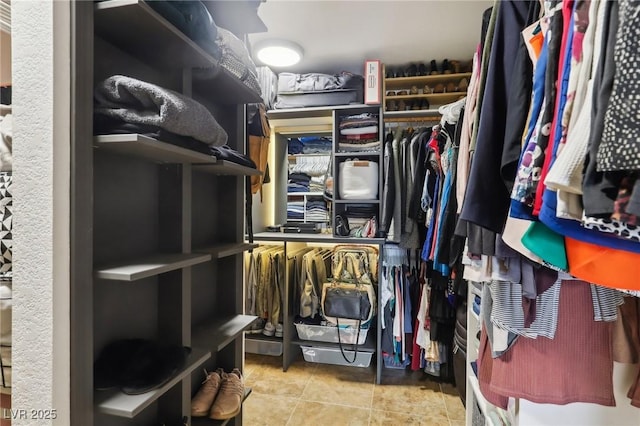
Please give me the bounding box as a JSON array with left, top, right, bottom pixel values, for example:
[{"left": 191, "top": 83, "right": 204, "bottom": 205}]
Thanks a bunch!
[{"left": 364, "top": 60, "right": 381, "bottom": 105}]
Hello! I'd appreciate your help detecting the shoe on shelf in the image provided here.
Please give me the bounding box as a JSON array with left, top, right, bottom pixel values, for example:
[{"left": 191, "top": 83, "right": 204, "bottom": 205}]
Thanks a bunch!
[
  {"left": 449, "top": 60, "right": 461, "bottom": 74},
  {"left": 418, "top": 62, "right": 428, "bottom": 76},
  {"left": 275, "top": 323, "right": 284, "bottom": 338},
  {"left": 398, "top": 100, "right": 409, "bottom": 111},
  {"left": 458, "top": 77, "right": 469, "bottom": 92},
  {"left": 262, "top": 321, "right": 275, "bottom": 336},
  {"left": 420, "top": 99, "right": 431, "bottom": 110},
  {"left": 191, "top": 368, "right": 224, "bottom": 417},
  {"left": 442, "top": 59, "right": 452, "bottom": 74},
  {"left": 386, "top": 100, "right": 398, "bottom": 111},
  {"left": 411, "top": 101, "right": 421, "bottom": 110},
  {"left": 396, "top": 90, "right": 408, "bottom": 96},
  {"left": 209, "top": 369, "right": 245, "bottom": 420},
  {"left": 405, "top": 63, "right": 418, "bottom": 77},
  {"left": 433, "top": 83, "right": 445, "bottom": 93},
  {"left": 446, "top": 82, "right": 457, "bottom": 93},
  {"left": 410, "top": 85, "right": 419, "bottom": 95},
  {"left": 429, "top": 59, "right": 439, "bottom": 75},
  {"left": 246, "top": 318, "right": 265, "bottom": 334},
  {"left": 423, "top": 84, "right": 433, "bottom": 94},
  {"left": 385, "top": 66, "right": 395, "bottom": 79}
]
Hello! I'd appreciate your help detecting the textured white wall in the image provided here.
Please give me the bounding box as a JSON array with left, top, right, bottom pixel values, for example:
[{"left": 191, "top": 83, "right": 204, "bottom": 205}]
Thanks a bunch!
[{"left": 13, "top": 1, "right": 70, "bottom": 424}]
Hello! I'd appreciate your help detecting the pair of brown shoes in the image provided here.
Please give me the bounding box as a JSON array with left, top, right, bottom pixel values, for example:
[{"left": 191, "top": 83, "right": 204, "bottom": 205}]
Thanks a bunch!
[{"left": 191, "top": 368, "right": 245, "bottom": 420}]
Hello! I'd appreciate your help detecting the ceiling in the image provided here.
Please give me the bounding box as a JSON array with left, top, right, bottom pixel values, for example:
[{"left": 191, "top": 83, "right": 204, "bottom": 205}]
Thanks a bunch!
[{"left": 248, "top": 0, "right": 493, "bottom": 75}]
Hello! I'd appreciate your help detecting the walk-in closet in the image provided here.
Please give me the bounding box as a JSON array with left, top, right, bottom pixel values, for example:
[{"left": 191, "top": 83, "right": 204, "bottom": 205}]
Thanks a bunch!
[{"left": 8, "top": 1, "right": 640, "bottom": 426}]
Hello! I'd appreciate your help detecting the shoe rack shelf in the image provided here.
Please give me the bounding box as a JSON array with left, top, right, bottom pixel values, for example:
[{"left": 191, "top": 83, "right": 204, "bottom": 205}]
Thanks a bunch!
[
  {"left": 384, "top": 72, "right": 472, "bottom": 89},
  {"left": 95, "top": 348, "right": 211, "bottom": 418},
  {"left": 383, "top": 71, "right": 471, "bottom": 112}
]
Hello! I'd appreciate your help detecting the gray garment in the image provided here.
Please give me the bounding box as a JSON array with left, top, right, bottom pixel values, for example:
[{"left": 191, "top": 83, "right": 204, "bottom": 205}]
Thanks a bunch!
[
  {"left": 590, "top": 284, "right": 623, "bottom": 322},
  {"left": 400, "top": 133, "right": 421, "bottom": 249},
  {"left": 489, "top": 278, "right": 562, "bottom": 340},
  {"left": 479, "top": 282, "right": 519, "bottom": 358},
  {"left": 388, "top": 130, "right": 403, "bottom": 243},
  {"left": 94, "top": 75, "right": 227, "bottom": 146},
  {"left": 628, "top": 178, "right": 640, "bottom": 217}
]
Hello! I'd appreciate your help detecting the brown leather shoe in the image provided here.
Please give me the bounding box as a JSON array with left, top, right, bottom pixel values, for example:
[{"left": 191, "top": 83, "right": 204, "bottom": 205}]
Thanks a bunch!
[
  {"left": 433, "top": 83, "right": 445, "bottom": 93},
  {"left": 450, "top": 60, "right": 461, "bottom": 74},
  {"left": 191, "top": 369, "right": 224, "bottom": 417},
  {"left": 446, "top": 82, "right": 457, "bottom": 93},
  {"left": 209, "top": 369, "right": 245, "bottom": 420}
]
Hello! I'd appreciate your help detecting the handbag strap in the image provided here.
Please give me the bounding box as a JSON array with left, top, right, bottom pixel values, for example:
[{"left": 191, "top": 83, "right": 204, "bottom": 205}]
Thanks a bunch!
[{"left": 335, "top": 318, "right": 362, "bottom": 364}]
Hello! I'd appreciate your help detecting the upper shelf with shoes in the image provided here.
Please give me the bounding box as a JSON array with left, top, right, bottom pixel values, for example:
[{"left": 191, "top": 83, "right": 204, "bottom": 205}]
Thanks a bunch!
[{"left": 383, "top": 59, "right": 471, "bottom": 112}]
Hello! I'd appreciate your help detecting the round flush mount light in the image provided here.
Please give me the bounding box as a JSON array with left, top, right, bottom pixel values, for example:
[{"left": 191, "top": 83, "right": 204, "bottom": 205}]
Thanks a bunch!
[{"left": 255, "top": 39, "right": 303, "bottom": 67}]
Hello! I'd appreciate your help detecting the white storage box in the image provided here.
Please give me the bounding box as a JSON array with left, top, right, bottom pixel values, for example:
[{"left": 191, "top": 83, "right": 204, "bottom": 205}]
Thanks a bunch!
[
  {"left": 295, "top": 323, "right": 369, "bottom": 345},
  {"left": 338, "top": 160, "right": 379, "bottom": 199},
  {"left": 301, "top": 345, "right": 373, "bottom": 368}
]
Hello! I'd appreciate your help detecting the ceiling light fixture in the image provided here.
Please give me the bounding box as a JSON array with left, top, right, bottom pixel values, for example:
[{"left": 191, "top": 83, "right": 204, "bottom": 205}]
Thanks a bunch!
[{"left": 254, "top": 39, "right": 303, "bottom": 67}]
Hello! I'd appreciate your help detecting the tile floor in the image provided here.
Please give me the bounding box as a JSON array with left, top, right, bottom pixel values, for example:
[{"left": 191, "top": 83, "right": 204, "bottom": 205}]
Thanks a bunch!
[{"left": 243, "top": 353, "right": 466, "bottom": 426}]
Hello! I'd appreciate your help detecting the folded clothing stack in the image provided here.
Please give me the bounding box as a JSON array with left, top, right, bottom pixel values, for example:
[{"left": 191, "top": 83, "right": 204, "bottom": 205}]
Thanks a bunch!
[
  {"left": 338, "top": 113, "right": 380, "bottom": 152},
  {"left": 288, "top": 136, "right": 332, "bottom": 155},
  {"left": 147, "top": 1, "right": 261, "bottom": 96},
  {"left": 287, "top": 201, "right": 305, "bottom": 220},
  {"left": 195, "top": 27, "right": 261, "bottom": 95},
  {"left": 288, "top": 172, "right": 311, "bottom": 193},
  {"left": 305, "top": 199, "right": 329, "bottom": 222},
  {"left": 94, "top": 75, "right": 255, "bottom": 168},
  {"left": 309, "top": 176, "right": 325, "bottom": 193}
]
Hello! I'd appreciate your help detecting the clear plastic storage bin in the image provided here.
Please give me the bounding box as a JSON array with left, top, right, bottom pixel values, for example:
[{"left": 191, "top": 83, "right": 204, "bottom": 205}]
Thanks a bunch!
[
  {"left": 295, "top": 323, "right": 369, "bottom": 345},
  {"left": 300, "top": 345, "right": 373, "bottom": 368}
]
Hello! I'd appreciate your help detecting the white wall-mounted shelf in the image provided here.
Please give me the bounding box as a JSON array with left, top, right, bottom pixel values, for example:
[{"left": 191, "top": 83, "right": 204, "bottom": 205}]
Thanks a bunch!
[
  {"left": 94, "top": 134, "right": 216, "bottom": 164},
  {"left": 95, "top": 253, "right": 212, "bottom": 281},
  {"left": 95, "top": 348, "right": 210, "bottom": 418}
]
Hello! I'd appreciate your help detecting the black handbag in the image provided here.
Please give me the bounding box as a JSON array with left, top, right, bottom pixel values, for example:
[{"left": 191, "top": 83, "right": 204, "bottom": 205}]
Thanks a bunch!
[
  {"left": 323, "top": 285, "right": 372, "bottom": 364},
  {"left": 324, "top": 286, "right": 371, "bottom": 321}
]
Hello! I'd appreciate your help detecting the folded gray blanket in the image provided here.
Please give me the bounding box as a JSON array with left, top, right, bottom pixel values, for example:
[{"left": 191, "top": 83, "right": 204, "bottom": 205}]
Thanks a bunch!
[{"left": 94, "top": 75, "right": 227, "bottom": 146}]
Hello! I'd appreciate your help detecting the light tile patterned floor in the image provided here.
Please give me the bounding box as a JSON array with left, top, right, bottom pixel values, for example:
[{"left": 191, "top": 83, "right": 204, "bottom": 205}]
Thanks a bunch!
[{"left": 243, "top": 353, "right": 466, "bottom": 426}]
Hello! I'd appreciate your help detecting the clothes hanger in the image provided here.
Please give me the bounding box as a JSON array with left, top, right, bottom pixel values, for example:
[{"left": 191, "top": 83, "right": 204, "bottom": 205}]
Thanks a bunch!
[{"left": 438, "top": 97, "right": 466, "bottom": 124}]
